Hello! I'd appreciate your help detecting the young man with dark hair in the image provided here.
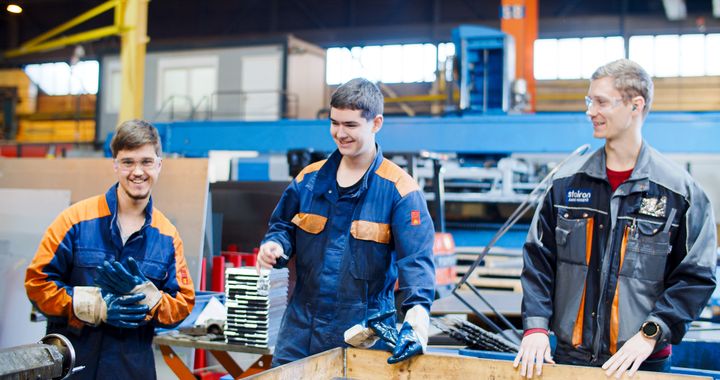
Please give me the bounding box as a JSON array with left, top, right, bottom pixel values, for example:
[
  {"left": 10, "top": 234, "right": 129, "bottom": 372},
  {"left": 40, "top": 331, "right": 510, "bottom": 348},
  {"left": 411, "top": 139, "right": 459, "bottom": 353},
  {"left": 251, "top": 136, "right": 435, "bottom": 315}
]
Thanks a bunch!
[
  {"left": 258, "top": 78, "right": 436, "bottom": 366},
  {"left": 25, "top": 119, "right": 195, "bottom": 379},
  {"left": 514, "top": 59, "right": 717, "bottom": 378}
]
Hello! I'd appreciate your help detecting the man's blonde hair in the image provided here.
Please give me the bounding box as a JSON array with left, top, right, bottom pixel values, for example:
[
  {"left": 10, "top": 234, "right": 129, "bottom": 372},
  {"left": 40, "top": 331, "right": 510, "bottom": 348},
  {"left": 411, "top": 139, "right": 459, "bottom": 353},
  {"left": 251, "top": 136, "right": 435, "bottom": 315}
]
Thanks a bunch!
[{"left": 592, "top": 59, "right": 654, "bottom": 117}]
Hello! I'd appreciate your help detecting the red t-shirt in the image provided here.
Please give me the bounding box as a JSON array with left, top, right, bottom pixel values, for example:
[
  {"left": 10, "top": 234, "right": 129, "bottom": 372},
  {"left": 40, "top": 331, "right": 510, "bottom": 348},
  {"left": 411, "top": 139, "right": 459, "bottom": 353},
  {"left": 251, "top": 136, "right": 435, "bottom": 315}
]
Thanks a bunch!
[{"left": 607, "top": 167, "right": 633, "bottom": 191}]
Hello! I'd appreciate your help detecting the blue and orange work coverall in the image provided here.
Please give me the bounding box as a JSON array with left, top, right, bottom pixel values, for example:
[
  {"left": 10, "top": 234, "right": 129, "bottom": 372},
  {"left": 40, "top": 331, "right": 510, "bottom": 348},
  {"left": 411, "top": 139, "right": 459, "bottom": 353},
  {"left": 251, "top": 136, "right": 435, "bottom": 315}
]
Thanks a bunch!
[
  {"left": 25, "top": 184, "right": 195, "bottom": 379},
  {"left": 263, "top": 146, "right": 436, "bottom": 366}
]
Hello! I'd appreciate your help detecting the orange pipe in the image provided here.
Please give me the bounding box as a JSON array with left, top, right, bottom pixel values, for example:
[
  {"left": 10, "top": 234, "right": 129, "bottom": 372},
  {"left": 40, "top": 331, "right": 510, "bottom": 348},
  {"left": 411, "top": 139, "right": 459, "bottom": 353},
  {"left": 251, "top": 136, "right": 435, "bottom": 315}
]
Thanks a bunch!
[{"left": 501, "top": 0, "right": 538, "bottom": 112}]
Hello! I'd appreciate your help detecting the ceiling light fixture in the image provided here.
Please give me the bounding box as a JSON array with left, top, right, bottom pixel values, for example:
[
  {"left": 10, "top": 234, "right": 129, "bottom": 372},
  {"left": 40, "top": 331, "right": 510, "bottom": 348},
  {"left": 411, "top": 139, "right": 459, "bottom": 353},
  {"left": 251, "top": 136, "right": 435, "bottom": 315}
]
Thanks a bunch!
[{"left": 7, "top": 3, "right": 22, "bottom": 13}]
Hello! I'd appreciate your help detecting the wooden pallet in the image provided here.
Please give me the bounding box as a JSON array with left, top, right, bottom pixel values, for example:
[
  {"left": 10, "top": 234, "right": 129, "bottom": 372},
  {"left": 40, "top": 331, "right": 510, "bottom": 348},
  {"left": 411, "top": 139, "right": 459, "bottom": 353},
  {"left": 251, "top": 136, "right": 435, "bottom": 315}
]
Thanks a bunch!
[
  {"left": 456, "top": 251, "right": 524, "bottom": 292},
  {"left": 466, "top": 277, "right": 523, "bottom": 292},
  {"left": 246, "top": 347, "right": 708, "bottom": 379}
]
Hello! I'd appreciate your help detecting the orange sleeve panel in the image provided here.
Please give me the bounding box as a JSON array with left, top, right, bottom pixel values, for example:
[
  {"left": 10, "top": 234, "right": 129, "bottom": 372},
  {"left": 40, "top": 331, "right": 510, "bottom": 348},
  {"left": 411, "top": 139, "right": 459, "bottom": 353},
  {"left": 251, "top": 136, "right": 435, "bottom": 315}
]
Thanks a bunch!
[
  {"left": 610, "top": 226, "right": 630, "bottom": 354},
  {"left": 150, "top": 210, "right": 195, "bottom": 326},
  {"left": 295, "top": 159, "right": 327, "bottom": 183},
  {"left": 25, "top": 195, "right": 110, "bottom": 330},
  {"left": 375, "top": 158, "right": 420, "bottom": 197}
]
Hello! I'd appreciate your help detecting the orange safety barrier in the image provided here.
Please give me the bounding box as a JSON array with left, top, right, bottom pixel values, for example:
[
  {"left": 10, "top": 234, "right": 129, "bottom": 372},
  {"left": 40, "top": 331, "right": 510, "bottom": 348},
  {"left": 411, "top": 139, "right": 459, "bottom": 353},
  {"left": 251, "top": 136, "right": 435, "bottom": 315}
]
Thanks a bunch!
[{"left": 433, "top": 232, "right": 457, "bottom": 286}]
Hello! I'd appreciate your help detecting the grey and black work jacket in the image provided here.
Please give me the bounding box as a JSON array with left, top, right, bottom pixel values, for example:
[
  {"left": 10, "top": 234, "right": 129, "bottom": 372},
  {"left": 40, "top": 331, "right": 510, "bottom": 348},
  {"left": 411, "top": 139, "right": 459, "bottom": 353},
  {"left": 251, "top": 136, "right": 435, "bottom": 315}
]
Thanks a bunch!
[{"left": 521, "top": 142, "right": 717, "bottom": 364}]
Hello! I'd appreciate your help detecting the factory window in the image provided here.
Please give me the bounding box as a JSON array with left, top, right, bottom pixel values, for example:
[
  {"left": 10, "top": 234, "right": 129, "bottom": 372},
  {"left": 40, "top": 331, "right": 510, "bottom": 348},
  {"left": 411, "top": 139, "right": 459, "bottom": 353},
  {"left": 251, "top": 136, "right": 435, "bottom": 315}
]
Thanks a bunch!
[
  {"left": 708, "top": 34, "right": 720, "bottom": 75},
  {"left": 106, "top": 65, "right": 122, "bottom": 114},
  {"left": 156, "top": 56, "right": 218, "bottom": 113},
  {"left": 534, "top": 36, "right": 625, "bottom": 80},
  {"left": 24, "top": 60, "right": 99, "bottom": 95},
  {"left": 326, "top": 43, "right": 439, "bottom": 85},
  {"left": 629, "top": 33, "right": 720, "bottom": 77}
]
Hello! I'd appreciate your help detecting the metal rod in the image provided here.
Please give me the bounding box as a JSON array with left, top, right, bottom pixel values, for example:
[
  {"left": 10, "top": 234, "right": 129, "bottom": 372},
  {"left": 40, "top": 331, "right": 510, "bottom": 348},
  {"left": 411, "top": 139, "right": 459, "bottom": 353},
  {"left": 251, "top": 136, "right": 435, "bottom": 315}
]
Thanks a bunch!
[
  {"left": 465, "top": 283, "right": 521, "bottom": 340},
  {"left": 452, "top": 289, "right": 508, "bottom": 339}
]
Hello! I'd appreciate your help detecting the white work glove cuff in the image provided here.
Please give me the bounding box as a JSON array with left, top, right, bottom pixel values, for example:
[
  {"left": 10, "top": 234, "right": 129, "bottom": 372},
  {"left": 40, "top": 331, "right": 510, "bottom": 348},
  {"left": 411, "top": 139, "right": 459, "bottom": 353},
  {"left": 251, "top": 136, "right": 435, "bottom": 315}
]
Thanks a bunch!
[
  {"left": 404, "top": 305, "right": 430, "bottom": 353},
  {"left": 132, "top": 281, "right": 162, "bottom": 309},
  {"left": 73, "top": 286, "right": 106, "bottom": 325},
  {"left": 344, "top": 324, "right": 380, "bottom": 348}
]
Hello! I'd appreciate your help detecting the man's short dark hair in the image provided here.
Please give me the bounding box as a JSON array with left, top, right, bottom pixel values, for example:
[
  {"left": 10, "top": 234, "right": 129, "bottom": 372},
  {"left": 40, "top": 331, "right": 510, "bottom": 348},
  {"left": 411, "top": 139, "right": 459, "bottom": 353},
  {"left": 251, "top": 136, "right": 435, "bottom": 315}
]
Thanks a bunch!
[
  {"left": 330, "top": 78, "right": 384, "bottom": 120},
  {"left": 110, "top": 119, "right": 162, "bottom": 158}
]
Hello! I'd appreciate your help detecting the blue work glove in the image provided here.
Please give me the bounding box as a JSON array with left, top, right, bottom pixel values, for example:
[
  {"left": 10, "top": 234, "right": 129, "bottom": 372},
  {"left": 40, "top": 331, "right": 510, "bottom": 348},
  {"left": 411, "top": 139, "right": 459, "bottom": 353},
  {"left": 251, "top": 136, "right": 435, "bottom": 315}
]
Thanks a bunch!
[
  {"left": 103, "top": 292, "right": 150, "bottom": 329},
  {"left": 387, "top": 322, "right": 423, "bottom": 364},
  {"left": 95, "top": 257, "right": 162, "bottom": 309},
  {"left": 344, "top": 309, "right": 397, "bottom": 349},
  {"left": 95, "top": 258, "right": 146, "bottom": 294},
  {"left": 72, "top": 287, "right": 149, "bottom": 328},
  {"left": 367, "top": 310, "right": 399, "bottom": 348}
]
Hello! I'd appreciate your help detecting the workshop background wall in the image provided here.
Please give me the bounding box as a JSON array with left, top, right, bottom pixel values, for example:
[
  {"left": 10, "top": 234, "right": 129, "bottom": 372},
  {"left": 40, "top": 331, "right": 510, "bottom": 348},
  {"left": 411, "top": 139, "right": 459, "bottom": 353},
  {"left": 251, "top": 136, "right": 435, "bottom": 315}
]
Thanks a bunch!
[{"left": 0, "top": 158, "right": 209, "bottom": 286}]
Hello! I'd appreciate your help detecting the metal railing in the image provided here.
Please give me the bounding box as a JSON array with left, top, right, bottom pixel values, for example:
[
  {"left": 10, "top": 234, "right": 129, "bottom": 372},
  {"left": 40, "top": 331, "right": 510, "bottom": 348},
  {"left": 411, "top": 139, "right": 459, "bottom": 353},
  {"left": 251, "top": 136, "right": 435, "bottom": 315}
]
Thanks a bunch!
[
  {"left": 154, "top": 90, "right": 300, "bottom": 122},
  {"left": 153, "top": 95, "right": 194, "bottom": 122},
  {"left": 206, "top": 90, "right": 299, "bottom": 120}
]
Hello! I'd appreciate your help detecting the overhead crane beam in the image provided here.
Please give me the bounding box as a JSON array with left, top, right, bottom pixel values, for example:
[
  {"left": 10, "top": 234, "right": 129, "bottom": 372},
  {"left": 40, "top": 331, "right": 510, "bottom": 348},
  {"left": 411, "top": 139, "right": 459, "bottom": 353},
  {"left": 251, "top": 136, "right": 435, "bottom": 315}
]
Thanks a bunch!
[{"left": 3, "top": 0, "right": 149, "bottom": 121}]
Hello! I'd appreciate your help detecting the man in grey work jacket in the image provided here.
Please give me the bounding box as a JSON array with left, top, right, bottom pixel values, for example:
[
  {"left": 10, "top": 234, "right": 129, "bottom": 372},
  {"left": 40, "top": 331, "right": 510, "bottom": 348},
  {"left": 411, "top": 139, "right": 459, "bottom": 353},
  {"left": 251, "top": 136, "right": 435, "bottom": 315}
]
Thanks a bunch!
[
  {"left": 514, "top": 59, "right": 717, "bottom": 379},
  {"left": 257, "top": 78, "right": 436, "bottom": 366}
]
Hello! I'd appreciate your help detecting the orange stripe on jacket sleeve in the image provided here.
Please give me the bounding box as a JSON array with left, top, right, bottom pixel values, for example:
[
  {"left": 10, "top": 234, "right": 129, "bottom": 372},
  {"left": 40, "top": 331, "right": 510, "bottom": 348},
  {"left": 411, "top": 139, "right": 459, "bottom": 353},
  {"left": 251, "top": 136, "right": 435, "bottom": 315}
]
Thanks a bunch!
[
  {"left": 25, "top": 195, "right": 110, "bottom": 329},
  {"left": 610, "top": 226, "right": 630, "bottom": 354},
  {"left": 571, "top": 217, "right": 594, "bottom": 347},
  {"left": 150, "top": 211, "right": 195, "bottom": 326}
]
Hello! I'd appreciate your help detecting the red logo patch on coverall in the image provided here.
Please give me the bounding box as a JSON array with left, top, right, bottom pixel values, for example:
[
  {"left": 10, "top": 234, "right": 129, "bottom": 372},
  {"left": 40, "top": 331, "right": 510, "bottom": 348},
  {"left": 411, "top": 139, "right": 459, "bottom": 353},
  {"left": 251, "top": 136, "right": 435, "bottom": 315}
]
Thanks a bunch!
[
  {"left": 179, "top": 268, "right": 189, "bottom": 285},
  {"left": 411, "top": 210, "right": 421, "bottom": 225}
]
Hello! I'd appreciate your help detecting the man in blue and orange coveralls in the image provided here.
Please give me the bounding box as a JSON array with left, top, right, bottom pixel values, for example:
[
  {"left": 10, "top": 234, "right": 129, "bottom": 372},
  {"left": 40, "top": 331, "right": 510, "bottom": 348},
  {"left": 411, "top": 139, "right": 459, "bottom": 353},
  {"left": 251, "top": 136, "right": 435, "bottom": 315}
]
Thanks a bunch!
[
  {"left": 257, "top": 78, "right": 436, "bottom": 366},
  {"left": 25, "top": 119, "right": 195, "bottom": 379}
]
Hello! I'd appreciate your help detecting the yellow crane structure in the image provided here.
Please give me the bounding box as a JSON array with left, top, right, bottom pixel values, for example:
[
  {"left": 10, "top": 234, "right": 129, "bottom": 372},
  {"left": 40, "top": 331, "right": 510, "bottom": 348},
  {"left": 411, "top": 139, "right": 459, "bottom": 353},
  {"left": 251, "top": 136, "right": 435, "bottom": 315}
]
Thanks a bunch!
[{"left": 4, "top": 0, "right": 149, "bottom": 122}]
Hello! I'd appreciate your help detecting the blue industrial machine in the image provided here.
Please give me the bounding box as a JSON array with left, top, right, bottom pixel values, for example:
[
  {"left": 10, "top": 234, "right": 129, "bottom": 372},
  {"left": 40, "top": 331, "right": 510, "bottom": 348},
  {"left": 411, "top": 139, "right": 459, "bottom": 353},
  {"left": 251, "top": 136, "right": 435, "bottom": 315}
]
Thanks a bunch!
[
  {"left": 452, "top": 25, "right": 514, "bottom": 114},
  {"left": 135, "top": 111, "right": 720, "bottom": 250},
  {"left": 148, "top": 112, "right": 720, "bottom": 157}
]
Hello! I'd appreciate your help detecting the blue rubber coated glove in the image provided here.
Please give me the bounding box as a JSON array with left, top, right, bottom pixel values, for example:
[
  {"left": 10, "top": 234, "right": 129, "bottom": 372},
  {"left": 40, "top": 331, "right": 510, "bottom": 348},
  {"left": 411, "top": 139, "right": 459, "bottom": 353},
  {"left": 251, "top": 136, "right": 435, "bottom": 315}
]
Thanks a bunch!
[
  {"left": 103, "top": 292, "right": 149, "bottom": 329},
  {"left": 96, "top": 257, "right": 162, "bottom": 309},
  {"left": 95, "top": 258, "right": 145, "bottom": 294},
  {"left": 367, "top": 310, "right": 399, "bottom": 349},
  {"left": 387, "top": 322, "right": 423, "bottom": 364}
]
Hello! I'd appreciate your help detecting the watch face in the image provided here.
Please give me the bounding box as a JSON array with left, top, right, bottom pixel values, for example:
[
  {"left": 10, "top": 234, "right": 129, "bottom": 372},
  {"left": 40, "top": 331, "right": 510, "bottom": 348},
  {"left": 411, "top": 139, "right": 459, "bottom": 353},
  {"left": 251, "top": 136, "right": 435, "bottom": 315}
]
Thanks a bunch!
[{"left": 643, "top": 322, "right": 658, "bottom": 337}]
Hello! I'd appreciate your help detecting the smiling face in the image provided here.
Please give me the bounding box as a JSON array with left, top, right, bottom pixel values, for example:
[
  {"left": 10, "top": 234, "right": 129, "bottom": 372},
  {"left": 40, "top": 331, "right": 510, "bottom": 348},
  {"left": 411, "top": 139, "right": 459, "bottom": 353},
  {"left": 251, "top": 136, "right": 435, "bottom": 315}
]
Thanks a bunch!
[
  {"left": 329, "top": 107, "right": 382, "bottom": 161},
  {"left": 113, "top": 144, "right": 162, "bottom": 201},
  {"left": 586, "top": 76, "right": 638, "bottom": 141}
]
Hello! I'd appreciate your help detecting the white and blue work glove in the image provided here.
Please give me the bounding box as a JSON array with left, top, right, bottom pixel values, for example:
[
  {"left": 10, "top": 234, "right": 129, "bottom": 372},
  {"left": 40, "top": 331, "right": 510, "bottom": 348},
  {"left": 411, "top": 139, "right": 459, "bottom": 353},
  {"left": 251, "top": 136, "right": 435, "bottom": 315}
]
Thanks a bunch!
[
  {"left": 72, "top": 287, "right": 149, "bottom": 328},
  {"left": 344, "top": 309, "right": 398, "bottom": 349},
  {"left": 94, "top": 257, "right": 162, "bottom": 309},
  {"left": 388, "top": 305, "right": 429, "bottom": 364},
  {"left": 344, "top": 305, "right": 429, "bottom": 364}
]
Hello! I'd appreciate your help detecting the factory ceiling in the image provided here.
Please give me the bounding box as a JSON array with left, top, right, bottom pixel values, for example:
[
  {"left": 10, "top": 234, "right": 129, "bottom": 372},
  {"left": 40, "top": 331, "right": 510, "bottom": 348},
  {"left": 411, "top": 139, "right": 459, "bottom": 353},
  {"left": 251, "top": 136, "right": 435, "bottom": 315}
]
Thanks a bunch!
[{"left": 1, "top": 0, "right": 718, "bottom": 64}]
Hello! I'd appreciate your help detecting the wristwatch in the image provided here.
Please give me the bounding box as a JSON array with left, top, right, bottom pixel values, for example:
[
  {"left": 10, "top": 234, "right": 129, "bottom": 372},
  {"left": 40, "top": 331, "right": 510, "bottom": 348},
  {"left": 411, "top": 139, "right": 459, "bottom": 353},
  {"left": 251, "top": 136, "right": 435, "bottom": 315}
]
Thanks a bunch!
[{"left": 640, "top": 321, "right": 660, "bottom": 340}]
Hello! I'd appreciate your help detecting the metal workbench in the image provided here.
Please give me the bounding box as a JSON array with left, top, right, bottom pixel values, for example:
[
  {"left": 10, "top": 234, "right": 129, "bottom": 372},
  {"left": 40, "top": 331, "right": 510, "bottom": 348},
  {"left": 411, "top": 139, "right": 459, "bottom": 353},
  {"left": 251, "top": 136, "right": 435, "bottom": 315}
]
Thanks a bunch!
[{"left": 153, "top": 334, "right": 273, "bottom": 379}]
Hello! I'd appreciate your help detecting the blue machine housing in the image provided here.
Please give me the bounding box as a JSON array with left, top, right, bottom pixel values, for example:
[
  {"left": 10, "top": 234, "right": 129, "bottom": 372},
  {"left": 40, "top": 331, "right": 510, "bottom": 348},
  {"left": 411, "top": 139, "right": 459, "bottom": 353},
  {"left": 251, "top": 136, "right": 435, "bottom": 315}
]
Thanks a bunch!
[
  {"left": 452, "top": 25, "right": 514, "bottom": 114},
  {"left": 103, "top": 111, "right": 720, "bottom": 249},
  {"left": 128, "top": 112, "right": 720, "bottom": 157}
]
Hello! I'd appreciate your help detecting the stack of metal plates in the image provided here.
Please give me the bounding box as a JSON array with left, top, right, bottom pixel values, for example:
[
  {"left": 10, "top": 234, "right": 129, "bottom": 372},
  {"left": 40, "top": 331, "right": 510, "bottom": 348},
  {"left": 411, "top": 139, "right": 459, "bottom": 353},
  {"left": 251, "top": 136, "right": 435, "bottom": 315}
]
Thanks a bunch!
[{"left": 224, "top": 267, "right": 289, "bottom": 348}]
